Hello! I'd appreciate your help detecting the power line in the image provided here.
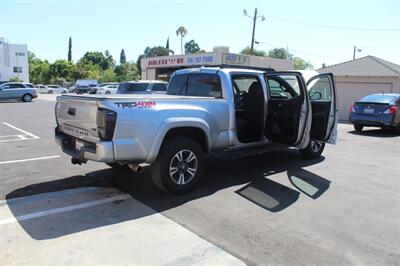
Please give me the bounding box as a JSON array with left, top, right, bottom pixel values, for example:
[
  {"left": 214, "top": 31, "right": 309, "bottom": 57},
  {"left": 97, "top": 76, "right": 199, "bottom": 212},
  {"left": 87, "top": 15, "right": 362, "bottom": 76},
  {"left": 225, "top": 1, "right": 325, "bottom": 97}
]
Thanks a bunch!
[
  {"left": 265, "top": 14, "right": 400, "bottom": 32},
  {"left": 256, "top": 40, "right": 400, "bottom": 49}
]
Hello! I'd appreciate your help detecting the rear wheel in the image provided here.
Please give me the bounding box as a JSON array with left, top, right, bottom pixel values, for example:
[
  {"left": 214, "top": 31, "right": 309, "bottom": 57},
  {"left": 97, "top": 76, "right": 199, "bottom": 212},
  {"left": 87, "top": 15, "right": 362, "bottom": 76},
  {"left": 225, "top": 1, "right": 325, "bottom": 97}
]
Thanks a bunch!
[
  {"left": 151, "top": 137, "right": 204, "bottom": 194},
  {"left": 354, "top": 124, "right": 363, "bottom": 132},
  {"left": 105, "top": 91, "right": 111, "bottom": 95},
  {"left": 300, "top": 139, "right": 325, "bottom": 159},
  {"left": 22, "top": 94, "right": 33, "bottom": 102}
]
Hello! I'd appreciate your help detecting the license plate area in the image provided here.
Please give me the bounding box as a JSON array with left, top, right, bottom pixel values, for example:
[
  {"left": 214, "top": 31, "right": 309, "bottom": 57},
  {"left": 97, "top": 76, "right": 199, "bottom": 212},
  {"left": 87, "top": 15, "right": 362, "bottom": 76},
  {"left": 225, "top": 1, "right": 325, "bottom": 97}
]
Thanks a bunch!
[{"left": 364, "top": 108, "right": 374, "bottom": 114}]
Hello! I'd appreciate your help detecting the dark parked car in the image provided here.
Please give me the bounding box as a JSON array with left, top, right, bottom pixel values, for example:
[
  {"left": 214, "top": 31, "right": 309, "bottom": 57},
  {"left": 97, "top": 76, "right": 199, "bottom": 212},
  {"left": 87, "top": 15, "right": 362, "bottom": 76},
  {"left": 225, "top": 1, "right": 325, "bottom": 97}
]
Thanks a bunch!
[
  {"left": 117, "top": 80, "right": 167, "bottom": 94},
  {"left": 73, "top": 85, "right": 92, "bottom": 94},
  {"left": 349, "top": 93, "right": 400, "bottom": 131}
]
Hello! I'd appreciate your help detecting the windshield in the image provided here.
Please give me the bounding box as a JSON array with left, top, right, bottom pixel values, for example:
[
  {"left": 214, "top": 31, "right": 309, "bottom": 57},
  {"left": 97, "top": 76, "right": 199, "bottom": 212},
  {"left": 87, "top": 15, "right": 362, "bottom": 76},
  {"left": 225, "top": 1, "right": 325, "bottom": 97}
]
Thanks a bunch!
[
  {"left": 118, "top": 83, "right": 150, "bottom": 94},
  {"left": 359, "top": 94, "right": 398, "bottom": 103},
  {"left": 47, "top": 85, "right": 59, "bottom": 88}
]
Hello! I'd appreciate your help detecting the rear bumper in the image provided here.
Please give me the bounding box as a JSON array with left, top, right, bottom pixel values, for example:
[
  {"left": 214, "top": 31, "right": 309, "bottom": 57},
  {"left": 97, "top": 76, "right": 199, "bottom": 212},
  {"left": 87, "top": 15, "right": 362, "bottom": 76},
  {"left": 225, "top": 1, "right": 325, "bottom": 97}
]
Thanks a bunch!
[
  {"left": 55, "top": 127, "right": 148, "bottom": 163},
  {"left": 55, "top": 128, "right": 114, "bottom": 162},
  {"left": 349, "top": 112, "right": 394, "bottom": 127}
]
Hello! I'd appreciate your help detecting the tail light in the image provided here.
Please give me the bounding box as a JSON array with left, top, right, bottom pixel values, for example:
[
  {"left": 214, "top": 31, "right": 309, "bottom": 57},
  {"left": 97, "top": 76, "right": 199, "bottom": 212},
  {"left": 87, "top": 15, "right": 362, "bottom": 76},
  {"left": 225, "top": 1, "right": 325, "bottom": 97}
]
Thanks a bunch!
[
  {"left": 349, "top": 104, "right": 355, "bottom": 113},
  {"left": 384, "top": 106, "right": 398, "bottom": 115},
  {"left": 96, "top": 108, "right": 117, "bottom": 141}
]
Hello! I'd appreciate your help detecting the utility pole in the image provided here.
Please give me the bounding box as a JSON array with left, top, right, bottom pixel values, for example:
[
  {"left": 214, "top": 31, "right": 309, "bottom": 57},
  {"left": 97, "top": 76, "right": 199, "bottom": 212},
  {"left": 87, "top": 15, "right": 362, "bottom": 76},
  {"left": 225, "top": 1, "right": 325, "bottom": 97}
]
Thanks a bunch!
[
  {"left": 243, "top": 8, "right": 265, "bottom": 54},
  {"left": 353, "top": 45, "right": 362, "bottom": 60},
  {"left": 250, "top": 8, "right": 257, "bottom": 53}
]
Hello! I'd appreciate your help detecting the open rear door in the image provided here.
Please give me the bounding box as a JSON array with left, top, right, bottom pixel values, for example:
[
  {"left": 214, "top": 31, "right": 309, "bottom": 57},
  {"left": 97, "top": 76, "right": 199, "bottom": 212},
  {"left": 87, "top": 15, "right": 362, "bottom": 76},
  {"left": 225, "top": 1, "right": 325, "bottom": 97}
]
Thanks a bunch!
[
  {"left": 265, "top": 72, "right": 311, "bottom": 148},
  {"left": 306, "top": 73, "right": 338, "bottom": 144}
]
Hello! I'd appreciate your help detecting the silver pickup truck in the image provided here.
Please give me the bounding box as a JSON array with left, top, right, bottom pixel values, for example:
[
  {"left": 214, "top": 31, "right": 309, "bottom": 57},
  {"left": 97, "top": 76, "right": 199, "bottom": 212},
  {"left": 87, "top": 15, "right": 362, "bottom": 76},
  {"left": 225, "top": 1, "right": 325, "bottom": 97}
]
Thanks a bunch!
[{"left": 55, "top": 67, "right": 337, "bottom": 194}]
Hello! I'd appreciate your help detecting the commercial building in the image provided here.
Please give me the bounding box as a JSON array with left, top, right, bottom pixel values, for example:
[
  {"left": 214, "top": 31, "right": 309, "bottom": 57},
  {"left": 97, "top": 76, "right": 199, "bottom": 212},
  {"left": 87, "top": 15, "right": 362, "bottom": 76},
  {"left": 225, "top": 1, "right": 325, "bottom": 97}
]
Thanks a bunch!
[
  {"left": 141, "top": 46, "right": 293, "bottom": 80},
  {"left": 317, "top": 56, "right": 400, "bottom": 120},
  {"left": 0, "top": 37, "right": 29, "bottom": 83}
]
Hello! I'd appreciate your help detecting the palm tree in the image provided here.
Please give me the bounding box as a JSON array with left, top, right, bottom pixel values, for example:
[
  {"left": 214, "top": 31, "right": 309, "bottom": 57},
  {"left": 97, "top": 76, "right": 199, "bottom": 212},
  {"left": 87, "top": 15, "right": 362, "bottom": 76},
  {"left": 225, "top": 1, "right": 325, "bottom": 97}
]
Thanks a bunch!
[{"left": 176, "top": 26, "right": 188, "bottom": 54}]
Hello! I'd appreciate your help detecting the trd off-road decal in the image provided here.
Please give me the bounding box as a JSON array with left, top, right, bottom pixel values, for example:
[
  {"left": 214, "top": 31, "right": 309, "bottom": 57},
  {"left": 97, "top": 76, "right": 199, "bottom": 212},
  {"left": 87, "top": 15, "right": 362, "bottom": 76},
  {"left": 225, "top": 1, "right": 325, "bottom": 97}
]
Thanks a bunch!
[{"left": 114, "top": 101, "right": 156, "bottom": 109}]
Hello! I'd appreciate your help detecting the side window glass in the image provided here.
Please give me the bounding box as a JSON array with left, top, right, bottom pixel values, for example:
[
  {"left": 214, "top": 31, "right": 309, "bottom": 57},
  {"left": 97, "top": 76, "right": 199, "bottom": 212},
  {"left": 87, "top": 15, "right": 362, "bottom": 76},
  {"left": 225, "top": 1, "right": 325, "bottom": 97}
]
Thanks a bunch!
[
  {"left": 308, "top": 76, "right": 332, "bottom": 101},
  {"left": 167, "top": 74, "right": 187, "bottom": 95},
  {"left": 153, "top": 83, "right": 167, "bottom": 92},
  {"left": 267, "top": 75, "right": 300, "bottom": 100},
  {"left": 187, "top": 74, "right": 222, "bottom": 98}
]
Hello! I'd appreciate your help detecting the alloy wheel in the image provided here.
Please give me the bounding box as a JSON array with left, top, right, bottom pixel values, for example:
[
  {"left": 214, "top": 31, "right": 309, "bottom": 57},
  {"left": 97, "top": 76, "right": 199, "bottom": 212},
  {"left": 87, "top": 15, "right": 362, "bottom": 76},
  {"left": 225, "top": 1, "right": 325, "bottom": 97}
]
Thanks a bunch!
[{"left": 169, "top": 149, "right": 198, "bottom": 185}]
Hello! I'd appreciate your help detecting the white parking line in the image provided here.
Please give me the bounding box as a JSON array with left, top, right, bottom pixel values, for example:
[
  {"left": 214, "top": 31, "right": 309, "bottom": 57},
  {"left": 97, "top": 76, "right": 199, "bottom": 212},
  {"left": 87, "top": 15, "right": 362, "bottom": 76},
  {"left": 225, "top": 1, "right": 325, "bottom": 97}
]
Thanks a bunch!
[
  {"left": 0, "top": 194, "right": 131, "bottom": 225},
  {"left": 0, "top": 155, "right": 61, "bottom": 165},
  {"left": 3, "top": 122, "right": 40, "bottom": 139}
]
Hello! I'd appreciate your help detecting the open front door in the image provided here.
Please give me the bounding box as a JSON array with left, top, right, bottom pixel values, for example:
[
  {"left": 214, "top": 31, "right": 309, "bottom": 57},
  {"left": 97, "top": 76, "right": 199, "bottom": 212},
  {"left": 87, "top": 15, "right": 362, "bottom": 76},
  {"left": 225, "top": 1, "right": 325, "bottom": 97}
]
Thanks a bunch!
[
  {"left": 265, "top": 72, "right": 311, "bottom": 148},
  {"left": 306, "top": 73, "right": 338, "bottom": 144}
]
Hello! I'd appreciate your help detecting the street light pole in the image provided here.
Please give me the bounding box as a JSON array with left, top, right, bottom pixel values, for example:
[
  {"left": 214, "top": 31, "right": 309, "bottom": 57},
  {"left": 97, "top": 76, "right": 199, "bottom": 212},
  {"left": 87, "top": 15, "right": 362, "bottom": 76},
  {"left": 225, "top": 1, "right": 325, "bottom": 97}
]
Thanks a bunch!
[{"left": 250, "top": 8, "right": 257, "bottom": 53}]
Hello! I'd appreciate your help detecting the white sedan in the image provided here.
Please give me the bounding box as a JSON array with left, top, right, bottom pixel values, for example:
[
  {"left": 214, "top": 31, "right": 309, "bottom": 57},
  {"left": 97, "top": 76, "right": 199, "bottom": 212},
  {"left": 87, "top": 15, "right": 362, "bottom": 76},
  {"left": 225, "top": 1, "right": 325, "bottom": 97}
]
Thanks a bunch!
[
  {"left": 95, "top": 84, "right": 119, "bottom": 95},
  {"left": 36, "top": 85, "right": 68, "bottom": 94}
]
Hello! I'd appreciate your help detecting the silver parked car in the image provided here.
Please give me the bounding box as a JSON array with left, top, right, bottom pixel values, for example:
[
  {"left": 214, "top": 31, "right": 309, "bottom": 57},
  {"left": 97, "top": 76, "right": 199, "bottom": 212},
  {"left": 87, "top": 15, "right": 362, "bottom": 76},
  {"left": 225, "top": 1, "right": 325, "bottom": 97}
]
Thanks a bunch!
[{"left": 0, "top": 82, "right": 38, "bottom": 102}]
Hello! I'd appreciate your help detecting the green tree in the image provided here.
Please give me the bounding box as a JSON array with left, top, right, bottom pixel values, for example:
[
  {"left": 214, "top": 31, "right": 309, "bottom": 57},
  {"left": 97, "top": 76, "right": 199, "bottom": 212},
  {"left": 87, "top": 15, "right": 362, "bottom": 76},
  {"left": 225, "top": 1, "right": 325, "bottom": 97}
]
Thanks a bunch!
[
  {"left": 100, "top": 68, "right": 117, "bottom": 82},
  {"left": 68, "top": 37, "right": 72, "bottom": 62},
  {"left": 136, "top": 46, "right": 170, "bottom": 74},
  {"left": 120, "top": 49, "right": 126, "bottom": 64},
  {"left": 49, "top": 60, "right": 74, "bottom": 81},
  {"left": 80, "top": 51, "right": 112, "bottom": 71},
  {"left": 240, "top": 46, "right": 267, "bottom": 56},
  {"left": 293, "top": 57, "right": 314, "bottom": 70},
  {"left": 184, "top": 40, "right": 201, "bottom": 54},
  {"left": 104, "top": 50, "right": 115, "bottom": 68},
  {"left": 176, "top": 26, "right": 188, "bottom": 54},
  {"left": 114, "top": 62, "right": 139, "bottom": 82},
  {"left": 71, "top": 62, "right": 87, "bottom": 81},
  {"left": 268, "top": 48, "right": 291, "bottom": 59}
]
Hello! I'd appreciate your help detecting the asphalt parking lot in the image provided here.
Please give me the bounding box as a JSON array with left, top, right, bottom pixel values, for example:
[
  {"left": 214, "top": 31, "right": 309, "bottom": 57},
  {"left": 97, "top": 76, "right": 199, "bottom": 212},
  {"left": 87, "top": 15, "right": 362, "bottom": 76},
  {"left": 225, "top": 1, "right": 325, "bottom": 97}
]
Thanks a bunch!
[{"left": 1, "top": 95, "right": 399, "bottom": 265}]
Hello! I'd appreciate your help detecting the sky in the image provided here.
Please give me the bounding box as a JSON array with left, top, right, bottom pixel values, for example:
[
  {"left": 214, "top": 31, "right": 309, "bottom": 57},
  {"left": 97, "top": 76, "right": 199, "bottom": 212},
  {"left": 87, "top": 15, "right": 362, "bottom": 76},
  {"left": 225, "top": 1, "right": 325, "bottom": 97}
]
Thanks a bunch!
[{"left": 1, "top": 0, "right": 399, "bottom": 69}]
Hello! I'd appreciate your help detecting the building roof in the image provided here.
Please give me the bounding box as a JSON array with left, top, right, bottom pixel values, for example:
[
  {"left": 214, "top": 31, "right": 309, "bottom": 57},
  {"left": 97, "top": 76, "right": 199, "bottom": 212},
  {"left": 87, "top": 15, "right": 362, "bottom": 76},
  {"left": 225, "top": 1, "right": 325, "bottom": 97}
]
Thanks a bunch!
[{"left": 317, "top": 56, "right": 400, "bottom": 77}]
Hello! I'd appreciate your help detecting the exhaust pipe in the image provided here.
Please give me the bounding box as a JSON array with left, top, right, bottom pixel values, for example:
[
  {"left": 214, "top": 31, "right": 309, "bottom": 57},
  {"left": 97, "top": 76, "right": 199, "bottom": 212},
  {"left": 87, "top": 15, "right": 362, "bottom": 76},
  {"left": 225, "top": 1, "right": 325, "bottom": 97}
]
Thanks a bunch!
[{"left": 128, "top": 163, "right": 143, "bottom": 172}]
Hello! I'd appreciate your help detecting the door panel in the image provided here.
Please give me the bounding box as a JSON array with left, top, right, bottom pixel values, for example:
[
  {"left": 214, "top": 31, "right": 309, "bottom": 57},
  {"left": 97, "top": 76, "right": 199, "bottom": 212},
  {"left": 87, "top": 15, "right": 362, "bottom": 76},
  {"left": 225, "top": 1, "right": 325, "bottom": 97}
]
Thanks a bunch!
[
  {"left": 307, "top": 74, "right": 337, "bottom": 142},
  {"left": 265, "top": 72, "right": 310, "bottom": 146}
]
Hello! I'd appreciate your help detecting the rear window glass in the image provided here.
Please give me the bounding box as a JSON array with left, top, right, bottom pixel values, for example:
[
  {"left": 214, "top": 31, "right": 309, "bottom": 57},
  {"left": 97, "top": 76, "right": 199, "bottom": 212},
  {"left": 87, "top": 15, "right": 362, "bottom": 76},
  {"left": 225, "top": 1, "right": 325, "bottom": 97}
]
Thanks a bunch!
[
  {"left": 359, "top": 94, "right": 398, "bottom": 103},
  {"left": 167, "top": 73, "right": 222, "bottom": 98},
  {"left": 187, "top": 74, "right": 221, "bottom": 97},
  {"left": 118, "top": 83, "right": 150, "bottom": 94}
]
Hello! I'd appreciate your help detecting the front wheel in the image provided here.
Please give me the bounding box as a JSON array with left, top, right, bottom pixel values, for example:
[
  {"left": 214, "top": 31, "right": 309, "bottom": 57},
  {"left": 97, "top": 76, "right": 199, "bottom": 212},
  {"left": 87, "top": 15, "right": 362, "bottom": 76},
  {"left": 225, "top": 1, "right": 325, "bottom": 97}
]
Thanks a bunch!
[
  {"left": 151, "top": 137, "right": 205, "bottom": 194},
  {"left": 300, "top": 139, "right": 325, "bottom": 159}
]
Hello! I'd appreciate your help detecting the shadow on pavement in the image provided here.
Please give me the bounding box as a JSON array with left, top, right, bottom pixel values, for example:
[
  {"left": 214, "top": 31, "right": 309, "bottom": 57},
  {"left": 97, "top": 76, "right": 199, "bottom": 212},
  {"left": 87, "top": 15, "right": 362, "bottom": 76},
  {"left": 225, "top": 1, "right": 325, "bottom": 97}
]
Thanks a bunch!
[
  {"left": 6, "top": 149, "right": 329, "bottom": 240},
  {"left": 349, "top": 128, "right": 400, "bottom": 138},
  {"left": 288, "top": 169, "right": 331, "bottom": 199}
]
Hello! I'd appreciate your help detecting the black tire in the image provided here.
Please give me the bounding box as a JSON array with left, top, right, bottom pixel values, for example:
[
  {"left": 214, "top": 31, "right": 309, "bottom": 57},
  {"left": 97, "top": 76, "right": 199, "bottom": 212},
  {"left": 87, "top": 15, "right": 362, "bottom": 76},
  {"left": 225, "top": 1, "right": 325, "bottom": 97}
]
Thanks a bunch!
[
  {"left": 354, "top": 124, "right": 363, "bottom": 132},
  {"left": 105, "top": 91, "right": 111, "bottom": 95},
  {"left": 22, "top": 94, "right": 33, "bottom": 102},
  {"left": 300, "top": 139, "right": 325, "bottom": 159},
  {"left": 48, "top": 90, "right": 53, "bottom": 94},
  {"left": 151, "top": 137, "right": 205, "bottom": 194}
]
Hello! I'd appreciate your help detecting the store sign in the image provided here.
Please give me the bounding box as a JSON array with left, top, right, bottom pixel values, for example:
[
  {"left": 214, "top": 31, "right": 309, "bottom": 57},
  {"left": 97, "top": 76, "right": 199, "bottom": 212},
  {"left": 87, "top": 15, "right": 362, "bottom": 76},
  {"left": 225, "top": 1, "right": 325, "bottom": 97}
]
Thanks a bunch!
[
  {"left": 148, "top": 57, "right": 184, "bottom": 66},
  {"left": 222, "top": 53, "right": 249, "bottom": 65},
  {"left": 186, "top": 55, "right": 214, "bottom": 65}
]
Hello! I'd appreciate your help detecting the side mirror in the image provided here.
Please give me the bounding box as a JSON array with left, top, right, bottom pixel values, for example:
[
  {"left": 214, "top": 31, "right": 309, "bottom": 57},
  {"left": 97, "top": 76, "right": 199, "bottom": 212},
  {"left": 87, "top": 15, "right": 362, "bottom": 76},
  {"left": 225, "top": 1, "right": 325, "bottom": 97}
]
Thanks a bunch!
[{"left": 309, "top": 91, "right": 322, "bottom": 101}]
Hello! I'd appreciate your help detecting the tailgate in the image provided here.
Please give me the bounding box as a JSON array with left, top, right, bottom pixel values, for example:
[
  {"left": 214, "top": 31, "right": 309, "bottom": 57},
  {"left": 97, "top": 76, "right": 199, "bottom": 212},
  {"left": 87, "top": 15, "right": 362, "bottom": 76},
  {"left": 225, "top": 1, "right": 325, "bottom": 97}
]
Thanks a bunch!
[{"left": 56, "top": 96, "right": 100, "bottom": 142}]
